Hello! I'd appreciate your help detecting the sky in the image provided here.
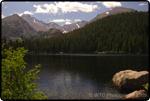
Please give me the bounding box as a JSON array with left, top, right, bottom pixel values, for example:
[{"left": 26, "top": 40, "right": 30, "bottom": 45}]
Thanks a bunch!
[{"left": 1, "top": 1, "right": 149, "bottom": 26}]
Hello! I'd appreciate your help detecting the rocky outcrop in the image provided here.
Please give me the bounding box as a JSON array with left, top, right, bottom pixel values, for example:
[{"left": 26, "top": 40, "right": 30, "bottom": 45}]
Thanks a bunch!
[
  {"left": 112, "top": 70, "right": 149, "bottom": 90},
  {"left": 122, "top": 90, "right": 148, "bottom": 100}
]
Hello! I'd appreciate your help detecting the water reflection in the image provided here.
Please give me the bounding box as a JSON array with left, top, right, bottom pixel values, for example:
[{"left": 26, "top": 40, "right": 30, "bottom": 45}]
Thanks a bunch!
[{"left": 24, "top": 54, "right": 148, "bottom": 99}]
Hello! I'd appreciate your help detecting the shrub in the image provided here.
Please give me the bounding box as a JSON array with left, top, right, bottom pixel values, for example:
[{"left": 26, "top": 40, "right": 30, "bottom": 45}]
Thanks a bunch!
[
  {"left": 143, "top": 83, "right": 149, "bottom": 91},
  {"left": 1, "top": 38, "right": 48, "bottom": 100},
  {"left": 118, "top": 51, "right": 125, "bottom": 54},
  {"left": 94, "top": 51, "right": 99, "bottom": 54}
]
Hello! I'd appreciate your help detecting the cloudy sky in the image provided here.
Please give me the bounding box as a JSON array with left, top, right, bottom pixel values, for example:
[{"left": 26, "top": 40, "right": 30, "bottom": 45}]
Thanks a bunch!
[{"left": 1, "top": 1, "right": 149, "bottom": 26}]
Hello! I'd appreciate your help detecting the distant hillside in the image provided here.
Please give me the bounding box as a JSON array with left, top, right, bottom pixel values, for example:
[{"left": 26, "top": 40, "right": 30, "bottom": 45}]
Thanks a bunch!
[
  {"left": 21, "top": 14, "right": 63, "bottom": 32},
  {"left": 87, "top": 7, "right": 136, "bottom": 24},
  {"left": 63, "top": 20, "right": 87, "bottom": 33},
  {"left": 2, "top": 14, "right": 87, "bottom": 41},
  {"left": 2, "top": 14, "right": 37, "bottom": 41},
  {"left": 21, "top": 14, "right": 87, "bottom": 33},
  {"left": 35, "top": 28, "right": 63, "bottom": 39},
  {"left": 2, "top": 14, "right": 64, "bottom": 41},
  {"left": 6, "top": 11, "right": 148, "bottom": 54}
]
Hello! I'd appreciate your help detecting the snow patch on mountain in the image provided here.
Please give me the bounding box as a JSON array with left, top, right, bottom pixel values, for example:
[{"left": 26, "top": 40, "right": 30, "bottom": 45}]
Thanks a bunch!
[
  {"left": 76, "top": 23, "right": 80, "bottom": 28},
  {"left": 34, "top": 19, "right": 36, "bottom": 23},
  {"left": 106, "top": 12, "right": 109, "bottom": 14},
  {"left": 63, "top": 28, "right": 68, "bottom": 33}
]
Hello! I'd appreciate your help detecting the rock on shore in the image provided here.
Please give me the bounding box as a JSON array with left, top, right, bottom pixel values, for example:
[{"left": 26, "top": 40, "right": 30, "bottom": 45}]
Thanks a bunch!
[
  {"left": 112, "top": 70, "right": 149, "bottom": 90},
  {"left": 122, "top": 90, "right": 148, "bottom": 100}
]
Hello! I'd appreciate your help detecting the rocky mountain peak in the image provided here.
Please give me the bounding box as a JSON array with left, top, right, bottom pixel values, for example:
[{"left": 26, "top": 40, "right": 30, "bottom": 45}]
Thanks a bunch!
[{"left": 88, "top": 7, "right": 136, "bottom": 24}]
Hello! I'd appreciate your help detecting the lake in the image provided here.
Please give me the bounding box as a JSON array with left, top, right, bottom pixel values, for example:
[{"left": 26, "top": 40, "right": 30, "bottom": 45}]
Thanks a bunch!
[{"left": 24, "top": 54, "right": 148, "bottom": 99}]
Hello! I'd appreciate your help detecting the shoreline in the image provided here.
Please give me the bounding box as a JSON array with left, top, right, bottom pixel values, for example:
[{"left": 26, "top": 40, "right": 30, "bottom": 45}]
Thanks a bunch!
[{"left": 25, "top": 53, "right": 148, "bottom": 56}]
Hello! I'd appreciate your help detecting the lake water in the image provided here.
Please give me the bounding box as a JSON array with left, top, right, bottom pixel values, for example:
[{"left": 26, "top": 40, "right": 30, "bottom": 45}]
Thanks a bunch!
[{"left": 24, "top": 54, "right": 148, "bottom": 99}]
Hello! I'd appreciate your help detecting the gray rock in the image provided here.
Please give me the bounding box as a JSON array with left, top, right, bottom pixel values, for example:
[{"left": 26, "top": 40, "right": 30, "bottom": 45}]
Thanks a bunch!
[{"left": 112, "top": 70, "right": 149, "bottom": 90}]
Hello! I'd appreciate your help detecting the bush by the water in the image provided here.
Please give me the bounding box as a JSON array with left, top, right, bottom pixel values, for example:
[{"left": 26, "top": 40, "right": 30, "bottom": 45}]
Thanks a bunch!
[
  {"left": 105, "top": 51, "right": 125, "bottom": 54},
  {"left": 1, "top": 38, "right": 48, "bottom": 100}
]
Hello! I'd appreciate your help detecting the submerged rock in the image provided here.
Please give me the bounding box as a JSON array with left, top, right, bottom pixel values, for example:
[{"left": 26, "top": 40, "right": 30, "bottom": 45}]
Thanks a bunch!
[{"left": 112, "top": 70, "right": 148, "bottom": 90}]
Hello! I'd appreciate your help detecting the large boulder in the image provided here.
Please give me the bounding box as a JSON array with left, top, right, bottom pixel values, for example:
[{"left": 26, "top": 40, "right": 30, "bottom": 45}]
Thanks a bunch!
[
  {"left": 112, "top": 70, "right": 149, "bottom": 90},
  {"left": 122, "top": 90, "right": 148, "bottom": 100}
]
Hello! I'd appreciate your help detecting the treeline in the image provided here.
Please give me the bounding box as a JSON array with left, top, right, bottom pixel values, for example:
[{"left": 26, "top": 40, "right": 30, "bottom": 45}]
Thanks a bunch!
[{"left": 3, "top": 11, "right": 149, "bottom": 54}]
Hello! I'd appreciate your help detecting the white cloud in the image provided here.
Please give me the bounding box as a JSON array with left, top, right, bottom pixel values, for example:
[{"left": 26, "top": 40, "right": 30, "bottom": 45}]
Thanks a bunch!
[
  {"left": 33, "top": 5, "right": 49, "bottom": 13},
  {"left": 57, "top": 2, "right": 98, "bottom": 13},
  {"left": 2, "top": 12, "right": 5, "bottom": 19},
  {"left": 74, "top": 19, "right": 81, "bottom": 22},
  {"left": 2, "top": 15, "right": 5, "bottom": 19},
  {"left": 24, "top": 11, "right": 34, "bottom": 15},
  {"left": 33, "top": 2, "right": 99, "bottom": 14},
  {"left": 100, "top": 2, "right": 122, "bottom": 8},
  {"left": 43, "top": 3, "right": 58, "bottom": 14},
  {"left": 139, "top": 3, "right": 147, "bottom": 6},
  {"left": 16, "top": 11, "right": 34, "bottom": 16},
  {"left": 50, "top": 19, "right": 72, "bottom": 23},
  {"left": 65, "top": 21, "right": 71, "bottom": 25},
  {"left": 65, "top": 19, "right": 71, "bottom": 22},
  {"left": 50, "top": 19, "right": 65, "bottom": 22},
  {"left": 50, "top": 19, "right": 73, "bottom": 25},
  {"left": 55, "top": 2, "right": 98, "bottom": 13}
]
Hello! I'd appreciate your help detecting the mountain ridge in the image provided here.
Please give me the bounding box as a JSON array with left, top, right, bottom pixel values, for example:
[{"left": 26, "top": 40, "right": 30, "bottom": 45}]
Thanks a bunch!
[
  {"left": 21, "top": 14, "right": 63, "bottom": 32},
  {"left": 2, "top": 7, "right": 139, "bottom": 41},
  {"left": 2, "top": 14, "right": 37, "bottom": 41},
  {"left": 21, "top": 14, "right": 87, "bottom": 33},
  {"left": 87, "top": 7, "right": 137, "bottom": 24},
  {"left": 63, "top": 20, "right": 87, "bottom": 33},
  {"left": 5, "top": 11, "right": 148, "bottom": 54}
]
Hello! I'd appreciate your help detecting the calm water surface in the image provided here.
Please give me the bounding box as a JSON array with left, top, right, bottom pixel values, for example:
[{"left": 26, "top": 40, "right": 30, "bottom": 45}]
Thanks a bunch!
[{"left": 24, "top": 54, "right": 148, "bottom": 99}]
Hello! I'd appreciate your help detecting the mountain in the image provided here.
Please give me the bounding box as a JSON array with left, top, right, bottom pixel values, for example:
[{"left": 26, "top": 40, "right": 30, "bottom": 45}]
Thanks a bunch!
[
  {"left": 21, "top": 14, "right": 87, "bottom": 33},
  {"left": 48, "top": 22, "right": 63, "bottom": 32},
  {"left": 4, "top": 11, "right": 148, "bottom": 54},
  {"left": 88, "top": 7, "right": 137, "bottom": 24},
  {"left": 21, "top": 14, "right": 63, "bottom": 32},
  {"left": 62, "top": 20, "right": 87, "bottom": 33},
  {"left": 2, "top": 14, "right": 87, "bottom": 41},
  {"left": 2, "top": 14, "right": 37, "bottom": 41},
  {"left": 35, "top": 28, "right": 63, "bottom": 39}
]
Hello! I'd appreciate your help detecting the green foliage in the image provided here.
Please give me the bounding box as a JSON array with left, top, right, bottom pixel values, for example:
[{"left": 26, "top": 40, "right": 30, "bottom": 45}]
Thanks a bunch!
[
  {"left": 118, "top": 51, "right": 125, "bottom": 54},
  {"left": 18, "top": 37, "right": 23, "bottom": 43},
  {"left": 105, "top": 51, "right": 117, "bottom": 54},
  {"left": 94, "top": 51, "right": 99, "bottom": 54},
  {"left": 105, "top": 51, "right": 125, "bottom": 54},
  {"left": 1, "top": 38, "right": 48, "bottom": 100},
  {"left": 143, "top": 83, "right": 149, "bottom": 91}
]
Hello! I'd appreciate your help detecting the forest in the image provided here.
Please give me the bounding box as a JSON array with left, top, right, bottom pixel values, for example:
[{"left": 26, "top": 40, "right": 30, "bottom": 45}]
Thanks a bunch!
[{"left": 2, "top": 11, "right": 148, "bottom": 54}]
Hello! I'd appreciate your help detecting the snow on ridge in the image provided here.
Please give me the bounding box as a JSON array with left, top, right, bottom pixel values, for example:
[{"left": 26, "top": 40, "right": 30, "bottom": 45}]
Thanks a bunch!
[
  {"left": 63, "top": 28, "right": 68, "bottom": 33},
  {"left": 33, "top": 19, "right": 36, "bottom": 23},
  {"left": 76, "top": 23, "right": 80, "bottom": 28},
  {"left": 106, "top": 12, "right": 109, "bottom": 14}
]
